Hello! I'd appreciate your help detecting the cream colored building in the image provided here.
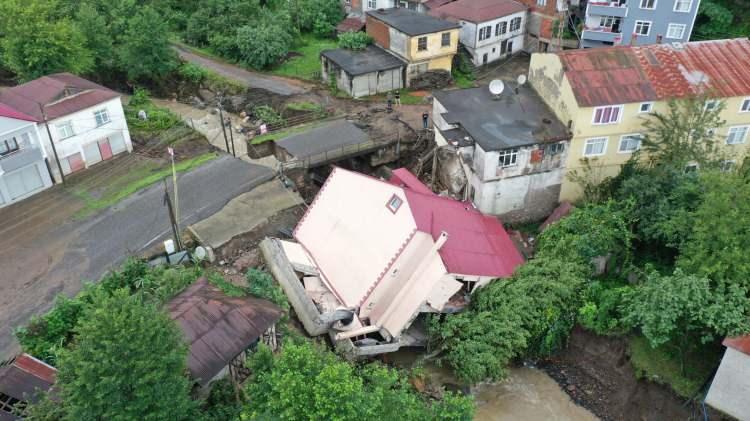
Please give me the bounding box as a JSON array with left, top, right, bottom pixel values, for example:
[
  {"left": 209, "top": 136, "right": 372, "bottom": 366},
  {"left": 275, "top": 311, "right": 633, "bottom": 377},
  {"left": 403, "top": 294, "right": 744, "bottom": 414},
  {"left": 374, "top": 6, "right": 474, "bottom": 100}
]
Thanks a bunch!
[{"left": 528, "top": 38, "right": 750, "bottom": 202}]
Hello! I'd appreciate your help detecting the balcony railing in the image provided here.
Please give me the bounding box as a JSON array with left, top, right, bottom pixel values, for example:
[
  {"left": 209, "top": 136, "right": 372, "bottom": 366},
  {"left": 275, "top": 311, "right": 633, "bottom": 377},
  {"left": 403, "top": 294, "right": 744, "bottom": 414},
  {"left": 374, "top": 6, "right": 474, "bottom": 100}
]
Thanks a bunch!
[
  {"left": 0, "top": 147, "right": 43, "bottom": 173},
  {"left": 587, "top": 2, "right": 628, "bottom": 17},
  {"left": 581, "top": 27, "right": 624, "bottom": 43}
]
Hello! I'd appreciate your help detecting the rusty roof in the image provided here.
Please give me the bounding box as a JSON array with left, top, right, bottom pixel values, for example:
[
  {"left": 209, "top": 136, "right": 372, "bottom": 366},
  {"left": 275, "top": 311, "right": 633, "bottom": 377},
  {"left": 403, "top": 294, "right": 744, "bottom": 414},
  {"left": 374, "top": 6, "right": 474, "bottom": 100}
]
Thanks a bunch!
[
  {"left": 0, "top": 73, "right": 119, "bottom": 122},
  {"left": 167, "top": 278, "right": 282, "bottom": 386},
  {"left": 430, "top": 0, "right": 527, "bottom": 23},
  {"left": 0, "top": 354, "right": 56, "bottom": 405},
  {"left": 724, "top": 335, "right": 750, "bottom": 356},
  {"left": 336, "top": 17, "right": 365, "bottom": 33},
  {"left": 557, "top": 39, "right": 750, "bottom": 107}
]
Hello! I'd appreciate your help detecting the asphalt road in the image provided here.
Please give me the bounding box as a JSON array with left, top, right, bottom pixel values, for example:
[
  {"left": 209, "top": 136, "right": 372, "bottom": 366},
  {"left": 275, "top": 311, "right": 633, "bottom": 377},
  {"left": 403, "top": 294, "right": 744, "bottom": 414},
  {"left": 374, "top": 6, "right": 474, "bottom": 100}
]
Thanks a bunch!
[
  {"left": 0, "top": 155, "right": 273, "bottom": 360},
  {"left": 173, "top": 44, "right": 308, "bottom": 96}
]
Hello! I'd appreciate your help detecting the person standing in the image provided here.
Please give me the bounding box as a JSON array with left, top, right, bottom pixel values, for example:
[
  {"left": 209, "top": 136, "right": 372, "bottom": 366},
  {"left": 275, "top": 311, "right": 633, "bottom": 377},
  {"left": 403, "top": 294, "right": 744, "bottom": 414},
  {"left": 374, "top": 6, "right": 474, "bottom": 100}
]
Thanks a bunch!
[
  {"left": 395, "top": 90, "right": 401, "bottom": 106},
  {"left": 422, "top": 112, "right": 429, "bottom": 129}
]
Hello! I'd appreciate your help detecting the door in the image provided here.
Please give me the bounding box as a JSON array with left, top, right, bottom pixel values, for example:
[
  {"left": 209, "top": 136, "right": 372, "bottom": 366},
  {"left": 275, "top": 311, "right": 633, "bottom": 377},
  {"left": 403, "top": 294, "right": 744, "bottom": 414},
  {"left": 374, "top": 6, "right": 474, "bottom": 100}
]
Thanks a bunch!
[
  {"left": 501, "top": 40, "right": 508, "bottom": 54},
  {"left": 83, "top": 141, "right": 102, "bottom": 165},
  {"left": 62, "top": 152, "right": 85, "bottom": 174},
  {"left": 5, "top": 164, "right": 44, "bottom": 200},
  {"left": 99, "top": 138, "right": 113, "bottom": 161},
  {"left": 506, "top": 40, "right": 513, "bottom": 55},
  {"left": 482, "top": 53, "right": 488, "bottom": 64}
]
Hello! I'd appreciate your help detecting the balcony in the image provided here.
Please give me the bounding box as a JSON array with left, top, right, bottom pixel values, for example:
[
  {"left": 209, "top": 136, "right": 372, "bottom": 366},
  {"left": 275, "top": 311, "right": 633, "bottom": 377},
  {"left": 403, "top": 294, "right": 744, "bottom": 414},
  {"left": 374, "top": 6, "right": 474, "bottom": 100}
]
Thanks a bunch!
[
  {"left": 0, "top": 147, "right": 44, "bottom": 173},
  {"left": 581, "top": 27, "right": 623, "bottom": 43},
  {"left": 587, "top": 1, "right": 628, "bottom": 18}
]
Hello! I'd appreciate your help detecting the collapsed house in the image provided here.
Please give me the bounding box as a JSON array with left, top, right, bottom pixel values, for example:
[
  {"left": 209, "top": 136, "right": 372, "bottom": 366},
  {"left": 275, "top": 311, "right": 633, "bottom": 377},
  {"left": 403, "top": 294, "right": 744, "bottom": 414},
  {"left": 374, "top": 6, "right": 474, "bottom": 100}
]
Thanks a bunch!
[
  {"left": 261, "top": 167, "right": 523, "bottom": 356},
  {"left": 0, "top": 354, "right": 56, "bottom": 420}
]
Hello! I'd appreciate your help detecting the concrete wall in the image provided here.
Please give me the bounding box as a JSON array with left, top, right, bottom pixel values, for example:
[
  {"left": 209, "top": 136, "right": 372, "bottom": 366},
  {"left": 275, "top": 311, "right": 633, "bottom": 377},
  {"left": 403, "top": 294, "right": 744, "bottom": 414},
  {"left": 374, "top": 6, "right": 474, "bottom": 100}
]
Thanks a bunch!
[
  {"left": 351, "top": 68, "right": 404, "bottom": 98},
  {"left": 0, "top": 120, "right": 53, "bottom": 207},
  {"left": 39, "top": 97, "right": 132, "bottom": 182},
  {"left": 706, "top": 347, "right": 750, "bottom": 421},
  {"left": 460, "top": 11, "right": 526, "bottom": 65},
  {"left": 389, "top": 28, "right": 408, "bottom": 57}
]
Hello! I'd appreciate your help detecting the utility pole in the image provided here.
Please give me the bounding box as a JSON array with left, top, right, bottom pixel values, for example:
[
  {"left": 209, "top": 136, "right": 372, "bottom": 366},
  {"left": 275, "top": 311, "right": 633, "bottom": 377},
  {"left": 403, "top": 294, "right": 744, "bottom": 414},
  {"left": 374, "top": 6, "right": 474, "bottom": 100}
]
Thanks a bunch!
[
  {"left": 168, "top": 147, "right": 180, "bottom": 244},
  {"left": 227, "top": 117, "right": 237, "bottom": 157},
  {"left": 217, "top": 96, "right": 231, "bottom": 154},
  {"left": 39, "top": 104, "right": 65, "bottom": 184},
  {"left": 163, "top": 179, "right": 183, "bottom": 251}
]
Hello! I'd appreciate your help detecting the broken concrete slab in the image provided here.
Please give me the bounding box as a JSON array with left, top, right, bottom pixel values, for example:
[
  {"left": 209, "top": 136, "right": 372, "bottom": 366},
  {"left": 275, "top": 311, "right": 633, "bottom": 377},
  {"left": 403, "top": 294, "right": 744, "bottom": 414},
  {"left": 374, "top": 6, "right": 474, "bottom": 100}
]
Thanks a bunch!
[{"left": 189, "top": 180, "right": 303, "bottom": 249}]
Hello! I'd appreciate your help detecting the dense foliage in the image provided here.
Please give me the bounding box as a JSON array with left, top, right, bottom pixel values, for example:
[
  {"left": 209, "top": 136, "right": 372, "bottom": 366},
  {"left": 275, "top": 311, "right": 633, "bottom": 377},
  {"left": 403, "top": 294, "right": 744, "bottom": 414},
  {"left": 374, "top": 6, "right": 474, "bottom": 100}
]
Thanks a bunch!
[
  {"left": 244, "top": 341, "right": 474, "bottom": 420},
  {"left": 55, "top": 288, "right": 196, "bottom": 420},
  {"left": 693, "top": 0, "right": 750, "bottom": 40},
  {"left": 247, "top": 268, "right": 290, "bottom": 312},
  {"left": 337, "top": 32, "right": 374, "bottom": 50}
]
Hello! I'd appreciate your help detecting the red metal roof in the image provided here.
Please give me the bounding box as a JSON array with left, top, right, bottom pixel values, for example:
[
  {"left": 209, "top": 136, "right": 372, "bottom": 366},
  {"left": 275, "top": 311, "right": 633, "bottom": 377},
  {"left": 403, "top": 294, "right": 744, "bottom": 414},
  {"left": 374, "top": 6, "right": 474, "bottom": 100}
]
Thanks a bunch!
[
  {"left": 336, "top": 17, "right": 365, "bottom": 33},
  {"left": 0, "top": 103, "right": 37, "bottom": 122},
  {"left": 389, "top": 170, "right": 524, "bottom": 277},
  {"left": 724, "top": 335, "right": 750, "bottom": 356},
  {"left": 423, "top": 0, "right": 454, "bottom": 10},
  {"left": 557, "top": 39, "right": 750, "bottom": 107},
  {"left": 168, "top": 278, "right": 282, "bottom": 386},
  {"left": 430, "top": 0, "right": 527, "bottom": 23},
  {"left": 0, "top": 73, "right": 119, "bottom": 122},
  {"left": 0, "top": 353, "right": 56, "bottom": 404}
]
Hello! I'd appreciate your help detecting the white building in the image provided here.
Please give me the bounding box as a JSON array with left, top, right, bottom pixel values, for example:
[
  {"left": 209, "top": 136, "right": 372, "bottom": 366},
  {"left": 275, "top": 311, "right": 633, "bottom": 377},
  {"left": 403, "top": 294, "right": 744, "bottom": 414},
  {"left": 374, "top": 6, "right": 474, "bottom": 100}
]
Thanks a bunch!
[
  {"left": 0, "top": 105, "right": 53, "bottom": 208},
  {"left": 0, "top": 73, "right": 132, "bottom": 183},
  {"left": 433, "top": 84, "right": 572, "bottom": 222},
  {"left": 430, "top": 0, "right": 527, "bottom": 66},
  {"left": 706, "top": 336, "right": 750, "bottom": 421}
]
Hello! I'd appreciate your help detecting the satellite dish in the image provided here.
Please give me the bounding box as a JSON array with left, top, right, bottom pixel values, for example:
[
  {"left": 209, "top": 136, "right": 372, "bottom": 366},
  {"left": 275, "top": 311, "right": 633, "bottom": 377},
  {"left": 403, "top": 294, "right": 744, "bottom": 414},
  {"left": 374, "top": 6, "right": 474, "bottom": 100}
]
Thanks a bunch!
[
  {"left": 517, "top": 74, "right": 527, "bottom": 86},
  {"left": 489, "top": 79, "right": 505, "bottom": 97}
]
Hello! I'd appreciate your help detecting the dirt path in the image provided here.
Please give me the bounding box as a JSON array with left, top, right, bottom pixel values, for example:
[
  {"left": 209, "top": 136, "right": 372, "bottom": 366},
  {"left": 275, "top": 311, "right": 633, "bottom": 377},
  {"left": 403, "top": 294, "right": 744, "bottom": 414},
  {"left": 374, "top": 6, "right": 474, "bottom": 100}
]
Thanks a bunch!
[{"left": 173, "top": 44, "right": 310, "bottom": 96}]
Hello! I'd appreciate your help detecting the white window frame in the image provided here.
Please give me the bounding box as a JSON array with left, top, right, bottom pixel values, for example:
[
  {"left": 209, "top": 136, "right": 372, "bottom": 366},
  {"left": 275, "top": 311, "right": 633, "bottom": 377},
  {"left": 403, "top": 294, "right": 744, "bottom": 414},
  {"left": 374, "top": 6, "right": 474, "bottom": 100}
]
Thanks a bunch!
[
  {"left": 387, "top": 194, "right": 403, "bottom": 213},
  {"left": 739, "top": 98, "right": 750, "bottom": 112},
  {"left": 639, "top": 102, "right": 654, "bottom": 113},
  {"left": 367, "top": 0, "right": 377, "bottom": 9},
  {"left": 592, "top": 105, "right": 623, "bottom": 125},
  {"left": 537, "top": 0, "right": 547, "bottom": 5},
  {"left": 56, "top": 121, "right": 74, "bottom": 140},
  {"left": 583, "top": 137, "right": 608, "bottom": 157},
  {"left": 666, "top": 23, "right": 686, "bottom": 39},
  {"left": 720, "top": 160, "right": 736, "bottom": 172},
  {"left": 673, "top": 0, "right": 692, "bottom": 12},
  {"left": 618, "top": 134, "right": 642, "bottom": 153},
  {"left": 705, "top": 99, "right": 719, "bottom": 111},
  {"left": 726, "top": 126, "right": 749, "bottom": 145},
  {"left": 634, "top": 20, "right": 652, "bottom": 36},
  {"left": 510, "top": 17, "right": 522, "bottom": 32},
  {"left": 498, "top": 148, "right": 519, "bottom": 167},
  {"left": 639, "top": 0, "right": 657, "bottom": 10},
  {"left": 93, "top": 109, "right": 110, "bottom": 127}
]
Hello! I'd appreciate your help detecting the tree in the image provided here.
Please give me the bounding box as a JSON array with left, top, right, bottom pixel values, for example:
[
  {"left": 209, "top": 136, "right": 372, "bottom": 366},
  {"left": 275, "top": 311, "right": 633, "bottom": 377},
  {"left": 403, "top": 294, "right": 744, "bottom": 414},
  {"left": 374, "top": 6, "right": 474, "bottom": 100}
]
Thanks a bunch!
[
  {"left": 75, "top": 3, "right": 115, "bottom": 71},
  {"left": 56, "top": 289, "right": 196, "bottom": 420},
  {"left": 337, "top": 32, "right": 373, "bottom": 50},
  {"left": 235, "top": 21, "right": 292, "bottom": 69},
  {"left": 693, "top": 0, "right": 744, "bottom": 39},
  {"left": 0, "top": 0, "right": 93, "bottom": 80},
  {"left": 117, "top": 6, "right": 177, "bottom": 81},
  {"left": 640, "top": 96, "right": 727, "bottom": 169}
]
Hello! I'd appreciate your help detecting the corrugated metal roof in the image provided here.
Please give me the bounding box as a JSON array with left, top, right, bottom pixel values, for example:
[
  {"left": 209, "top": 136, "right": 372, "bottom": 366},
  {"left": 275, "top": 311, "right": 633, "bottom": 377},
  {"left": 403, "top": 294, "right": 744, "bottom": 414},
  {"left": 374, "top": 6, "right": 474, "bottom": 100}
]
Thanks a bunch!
[
  {"left": 321, "top": 45, "right": 406, "bottom": 76},
  {"left": 0, "top": 73, "right": 119, "bottom": 121},
  {"left": 557, "top": 39, "right": 750, "bottom": 107},
  {"left": 0, "top": 354, "right": 56, "bottom": 404},
  {"left": 430, "top": 0, "right": 527, "bottom": 24},
  {"left": 724, "top": 335, "right": 750, "bottom": 356},
  {"left": 167, "top": 278, "right": 282, "bottom": 386}
]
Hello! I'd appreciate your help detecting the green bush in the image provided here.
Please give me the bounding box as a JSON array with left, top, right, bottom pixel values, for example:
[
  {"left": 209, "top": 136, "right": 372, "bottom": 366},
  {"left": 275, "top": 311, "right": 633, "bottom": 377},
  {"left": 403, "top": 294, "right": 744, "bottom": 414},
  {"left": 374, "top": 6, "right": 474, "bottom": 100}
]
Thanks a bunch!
[
  {"left": 126, "top": 88, "right": 183, "bottom": 133},
  {"left": 578, "top": 280, "right": 632, "bottom": 336},
  {"left": 252, "top": 105, "right": 286, "bottom": 126},
  {"left": 246, "top": 269, "right": 289, "bottom": 312},
  {"left": 337, "top": 31, "right": 372, "bottom": 50},
  {"left": 177, "top": 62, "right": 209, "bottom": 85}
]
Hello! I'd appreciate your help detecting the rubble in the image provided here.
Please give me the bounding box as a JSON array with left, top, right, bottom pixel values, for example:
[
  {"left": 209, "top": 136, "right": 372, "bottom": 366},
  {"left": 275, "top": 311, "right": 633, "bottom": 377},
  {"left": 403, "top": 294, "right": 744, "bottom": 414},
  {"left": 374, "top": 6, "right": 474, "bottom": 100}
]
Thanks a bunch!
[{"left": 409, "top": 70, "right": 452, "bottom": 90}]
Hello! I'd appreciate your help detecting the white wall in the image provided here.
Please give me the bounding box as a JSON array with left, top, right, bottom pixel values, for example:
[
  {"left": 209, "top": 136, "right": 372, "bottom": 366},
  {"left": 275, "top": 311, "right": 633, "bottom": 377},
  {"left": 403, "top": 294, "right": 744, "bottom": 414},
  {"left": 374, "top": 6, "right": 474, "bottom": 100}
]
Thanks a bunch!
[
  {"left": 39, "top": 97, "right": 132, "bottom": 182},
  {"left": 462, "top": 11, "right": 526, "bottom": 65},
  {"left": 706, "top": 348, "right": 750, "bottom": 421},
  {"left": 363, "top": 0, "right": 395, "bottom": 12},
  {"left": 0, "top": 121, "right": 53, "bottom": 207}
]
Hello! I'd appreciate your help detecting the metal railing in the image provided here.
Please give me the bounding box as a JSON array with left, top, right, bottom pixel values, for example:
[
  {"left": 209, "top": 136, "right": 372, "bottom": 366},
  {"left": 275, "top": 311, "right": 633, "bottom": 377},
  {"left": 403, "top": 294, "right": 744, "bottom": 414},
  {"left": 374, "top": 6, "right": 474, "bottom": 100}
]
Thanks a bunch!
[{"left": 280, "top": 134, "right": 400, "bottom": 170}]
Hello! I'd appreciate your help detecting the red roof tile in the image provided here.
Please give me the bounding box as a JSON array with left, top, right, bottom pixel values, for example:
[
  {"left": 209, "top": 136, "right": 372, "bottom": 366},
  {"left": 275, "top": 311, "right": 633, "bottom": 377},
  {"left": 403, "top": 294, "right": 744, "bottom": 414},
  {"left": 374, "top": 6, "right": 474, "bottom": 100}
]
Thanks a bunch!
[
  {"left": 430, "top": 0, "right": 526, "bottom": 23},
  {"left": 557, "top": 39, "right": 750, "bottom": 107},
  {"left": 336, "top": 17, "right": 365, "bottom": 33},
  {"left": 724, "top": 335, "right": 750, "bottom": 356},
  {"left": 0, "top": 354, "right": 56, "bottom": 404},
  {"left": 0, "top": 103, "right": 37, "bottom": 122},
  {"left": 0, "top": 73, "right": 119, "bottom": 122}
]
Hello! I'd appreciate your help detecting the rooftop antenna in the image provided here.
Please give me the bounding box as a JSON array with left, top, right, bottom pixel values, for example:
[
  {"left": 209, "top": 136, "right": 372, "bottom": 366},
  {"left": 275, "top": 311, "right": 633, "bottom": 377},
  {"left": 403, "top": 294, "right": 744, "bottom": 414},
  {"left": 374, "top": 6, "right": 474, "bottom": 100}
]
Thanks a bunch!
[{"left": 489, "top": 79, "right": 505, "bottom": 100}]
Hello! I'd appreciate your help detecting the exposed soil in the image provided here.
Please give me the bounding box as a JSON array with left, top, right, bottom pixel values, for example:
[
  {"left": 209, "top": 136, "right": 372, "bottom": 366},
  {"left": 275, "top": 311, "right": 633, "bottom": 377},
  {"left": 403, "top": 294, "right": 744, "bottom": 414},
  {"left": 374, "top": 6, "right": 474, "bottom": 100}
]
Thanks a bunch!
[
  {"left": 216, "top": 206, "right": 305, "bottom": 262},
  {"left": 539, "top": 327, "right": 716, "bottom": 421}
]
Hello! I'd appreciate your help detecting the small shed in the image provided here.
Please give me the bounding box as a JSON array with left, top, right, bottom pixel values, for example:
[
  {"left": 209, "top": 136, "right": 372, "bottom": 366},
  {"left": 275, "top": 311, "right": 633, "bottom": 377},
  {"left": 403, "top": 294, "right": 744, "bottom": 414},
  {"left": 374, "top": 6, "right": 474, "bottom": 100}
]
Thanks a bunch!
[
  {"left": 0, "top": 354, "right": 56, "bottom": 420},
  {"left": 321, "top": 46, "right": 406, "bottom": 98},
  {"left": 167, "top": 278, "right": 282, "bottom": 388},
  {"left": 706, "top": 336, "right": 750, "bottom": 420}
]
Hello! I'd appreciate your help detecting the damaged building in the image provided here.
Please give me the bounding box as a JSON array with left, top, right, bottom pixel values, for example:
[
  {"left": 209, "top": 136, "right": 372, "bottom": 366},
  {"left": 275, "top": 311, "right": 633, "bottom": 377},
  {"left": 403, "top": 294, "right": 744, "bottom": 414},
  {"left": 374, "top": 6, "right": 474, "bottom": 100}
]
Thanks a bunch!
[
  {"left": 261, "top": 167, "right": 523, "bottom": 357},
  {"left": 432, "top": 82, "right": 572, "bottom": 222}
]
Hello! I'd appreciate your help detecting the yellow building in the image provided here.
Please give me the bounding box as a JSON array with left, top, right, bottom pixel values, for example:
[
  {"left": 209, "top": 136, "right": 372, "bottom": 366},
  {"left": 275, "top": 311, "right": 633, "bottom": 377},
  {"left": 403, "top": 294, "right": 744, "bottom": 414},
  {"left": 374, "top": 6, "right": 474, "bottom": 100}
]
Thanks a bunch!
[
  {"left": 528, "top": 38, "right": 750, "bottom": 202},
  {"left": 367, "top": 8, "right": 459, "bottom": 85}
]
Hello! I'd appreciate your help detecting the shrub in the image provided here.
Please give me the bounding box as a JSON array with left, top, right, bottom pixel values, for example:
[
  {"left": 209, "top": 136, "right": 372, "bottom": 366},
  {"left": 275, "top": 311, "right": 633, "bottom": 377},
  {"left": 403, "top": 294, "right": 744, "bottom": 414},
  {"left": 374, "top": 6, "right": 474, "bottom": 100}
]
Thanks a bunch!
[
  {"left": 177, "top": 62, "right": 209, "bottom": 85},
  {"left": 235, "top": 22, "right": 292, "bottom": 69},
  {"left": 337, "top": 31, "right": 372, "bottom": 50},
  {"left": 578, "top": 280, "right": 633, "bottom": 336},
  {"left": 246, "top": 269, "right": 289, "bottom": 311},
  {"left": 252, "top": 105, "right": 285, "bottom": 126}
]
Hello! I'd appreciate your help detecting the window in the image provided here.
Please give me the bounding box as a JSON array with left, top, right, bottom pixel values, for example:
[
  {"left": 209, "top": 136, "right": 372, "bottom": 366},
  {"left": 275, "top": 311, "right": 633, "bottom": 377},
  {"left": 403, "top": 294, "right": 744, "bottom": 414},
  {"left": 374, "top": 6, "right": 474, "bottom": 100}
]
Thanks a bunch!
[
  {"left": 94, "top": 109, "right": 110, "bottom": 126},
  {"left": 618, "top": 134, "right": 641, "bottom": 153},
  {"left": 666, "top": 23, "right": 686, "bottom": 39},
  {"left": 583, "top": 138, "right": 607, "bottom": 156},
  {"left": 56, "top": 121, "right": 74, "bottom": 139},
  {"left": 684, "top": 163, "right": 698, "bottom": 172},
  {"left": 720, "top": 160, "right": 736, "bottom": 172},
  {"left": 495, "top": 21, "right": 507, "bottom": 36},
  {"left": 599, "top": 16, "right": 621, "bottom": 29},
  {"left": 441, "top": 32, "right": 451, "bottom": 47},
  {"left": 705, "top": 100, "right": 719, "bottom": 111},
  {"left": 537, "top": 0, "right": 546, "bottom": 5},
  {"left": 634, "top": 20, "right": 652, "bottom": 36},
  {"left": 479, "top": 26, "right": 492, "bottom": 41},
  {"left": 510, "top": 17, "right": 522, "bottom": 32},
  {"left": 674, "top": 0, "right": 692, "bottom": 12},
  {"left": 592, "top": 105, "right": 622, "bottom": 124},
  {"left": 639, "top": 102, "right": 653, "bottom": 113},
  {"left": 545, "top": 143, "right": 565, "bottom": 155},
  {"left": 417, "top": 36, "right": 427, "bottom": 51},
  {"left": 367, "top": 0, "right": 377, "bottom": 9},
  {"left": 639, "top": 0, "right": 656, "bottom": 9},
  {"left": 387, "top": 194, "right": 403, "bottom": 213},
  {"left": 498, "top": 148, "right": 519, "bottom": 167},
  {"left": 740, "top": 98, "right": 750, "bottom": 112},
  {"left": 726, "top": 126, "right": 749, "bottom": 145},
  {"left": 0, "top": 392, "right": 26, "bottom": 416},
  {"left": 0, "top": 137, "right": 19, "bottom": 156}
]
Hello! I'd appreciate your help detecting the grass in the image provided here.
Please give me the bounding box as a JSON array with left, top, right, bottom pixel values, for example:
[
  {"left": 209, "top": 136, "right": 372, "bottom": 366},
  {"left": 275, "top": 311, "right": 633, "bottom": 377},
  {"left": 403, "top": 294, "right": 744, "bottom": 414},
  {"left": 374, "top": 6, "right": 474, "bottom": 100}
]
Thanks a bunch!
[
  {"left": 628, "top": 335, "right": 720, "bottom": 399},
  {"left": 453, "top": 72, "right": 476, "bottom": 89},
  {"left": 251, "top": 120, "right": 328, "bottom": 144},
  {"left": 285, "top": 101, "right": 324, "bottom": 113},
  {"left": 73, "top": 152, "right": 218, "bottom": 217},
  {"left": 270, "top": 34, "right": 337, "bottom": 80}
]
